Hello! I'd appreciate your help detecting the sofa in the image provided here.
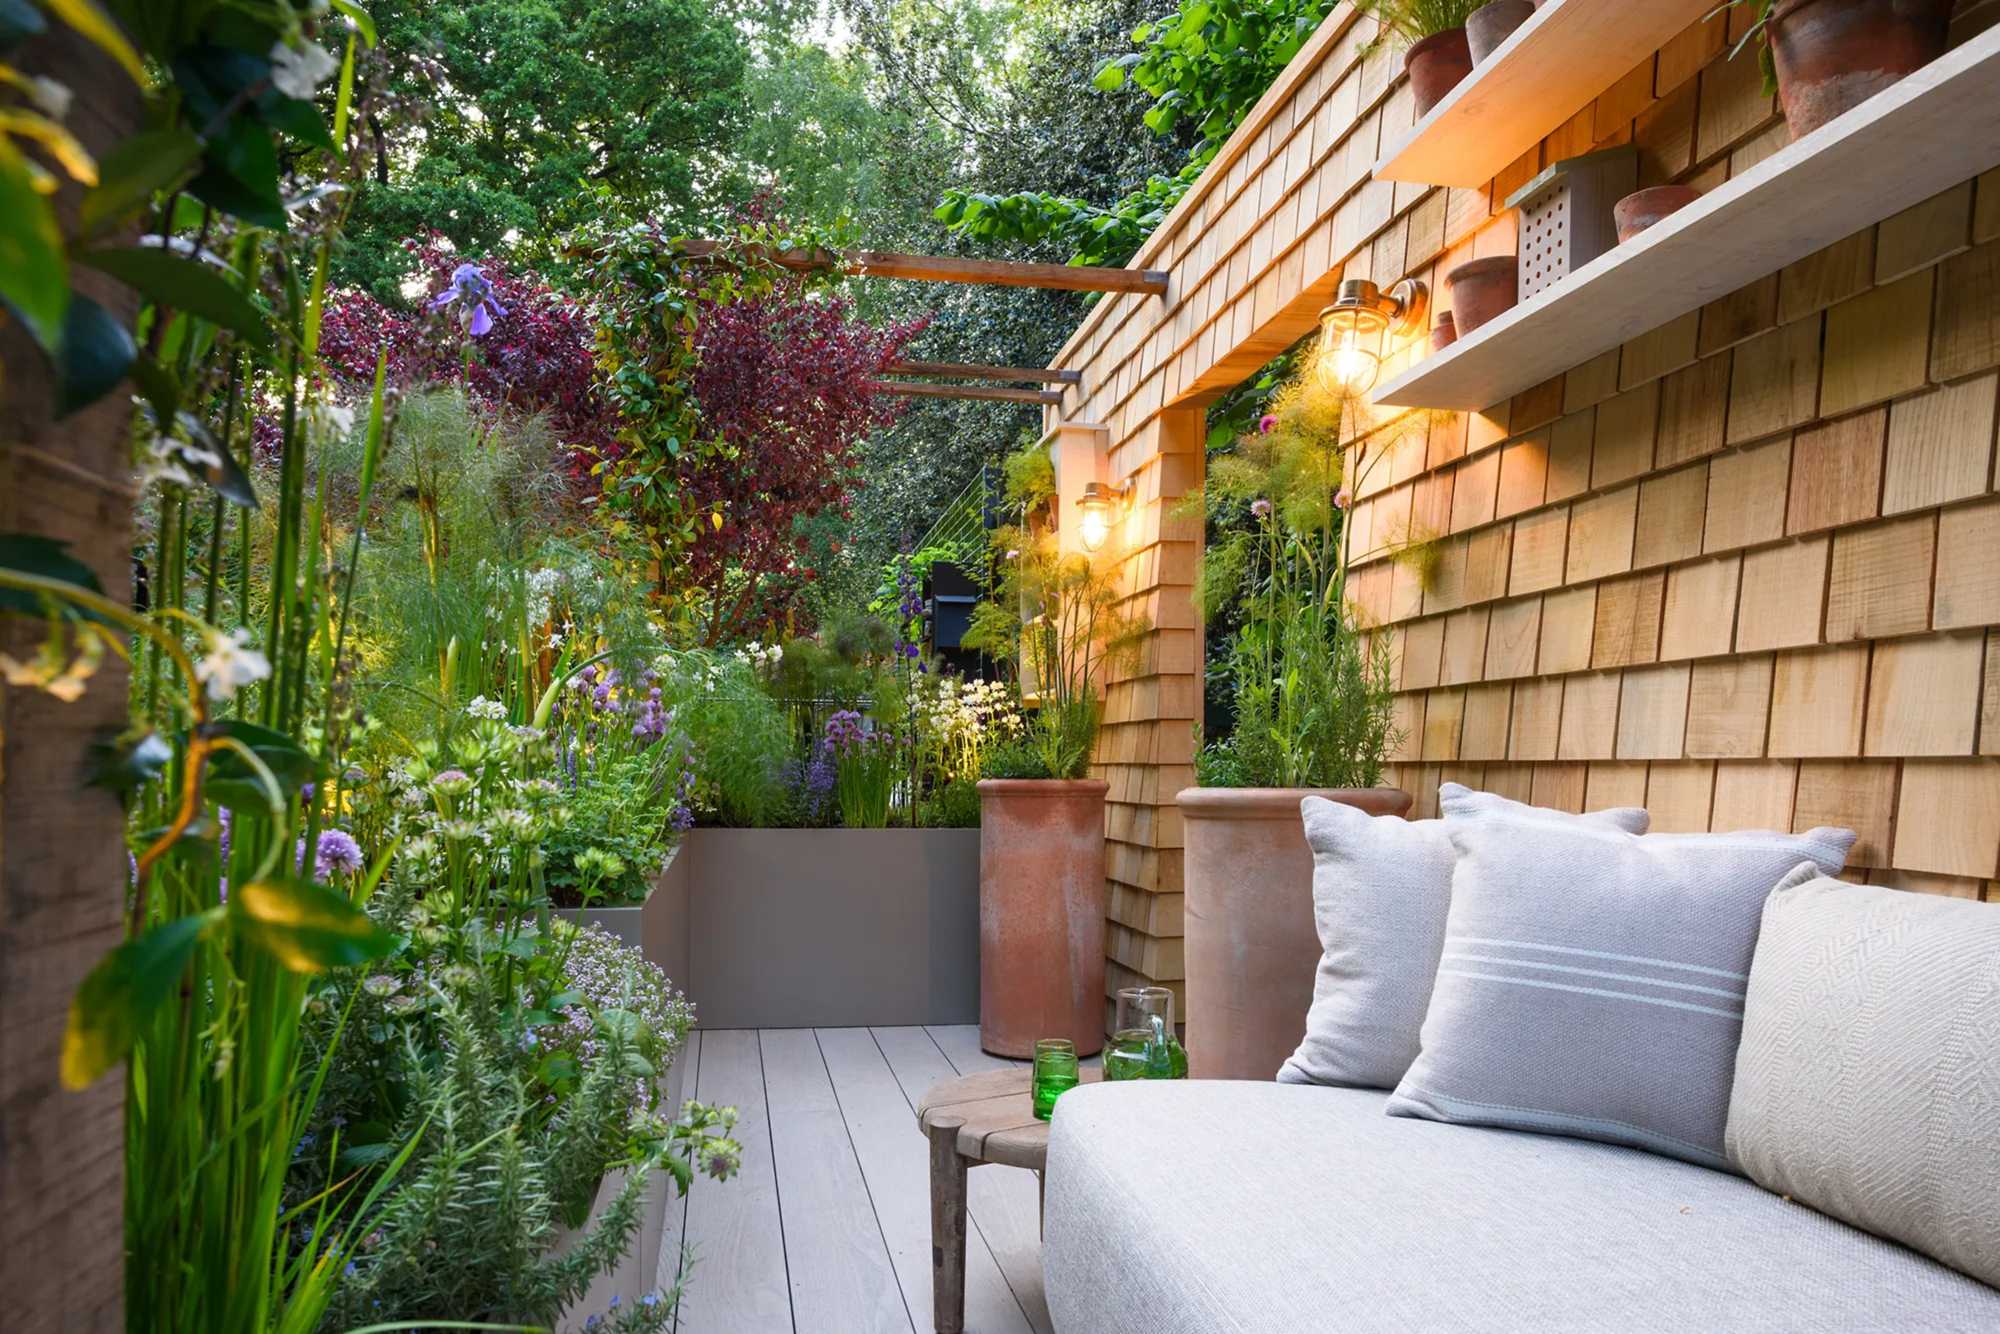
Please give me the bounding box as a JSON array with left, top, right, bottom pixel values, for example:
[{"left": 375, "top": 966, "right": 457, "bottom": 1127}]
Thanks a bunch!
[
  {"left": 1044, "top": 1080, "right": 2000, "bottom": 1331},
  {"left": 1041, "top": 794, "right": 2000, "bottom": 1331}
]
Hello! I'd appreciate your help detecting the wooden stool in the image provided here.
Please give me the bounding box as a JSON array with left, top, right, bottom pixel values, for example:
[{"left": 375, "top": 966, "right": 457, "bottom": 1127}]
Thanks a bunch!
[{"left": 916, "top": 1067, "right": 1103, "bottom": 1334}]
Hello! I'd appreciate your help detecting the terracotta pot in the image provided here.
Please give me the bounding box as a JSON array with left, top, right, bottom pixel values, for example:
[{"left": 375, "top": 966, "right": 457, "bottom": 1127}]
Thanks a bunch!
[
  {"left": 1768, "top": 0, "right": 1953, "bottom": 140},
  {"left": 1406, "top": 28, "right": 1473, "bottom": 117},
  {"left": 1614, "top": 185, "right": 1702, "bottom": 243},
  {"left": 1178, "top": 786, "right": 1414, "bottom": 1081},
  {"left": 1446, "top": 255, "right": 1519, "bottom": 335},
  {"left": 977, "top": 779, "right": 1109, "bottom": 1057},
  {"left": 1467, "top": 0, "right": 1535, "bottom": 64},
  {"left": 1430, "top": 310, "right": 1457, "bottom": 352}
]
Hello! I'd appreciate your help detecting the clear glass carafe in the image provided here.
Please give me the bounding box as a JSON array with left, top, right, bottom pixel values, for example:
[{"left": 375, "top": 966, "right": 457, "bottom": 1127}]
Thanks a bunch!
[{"left": 1103, "top": 986, "right": 1188, "bottom": 1081}]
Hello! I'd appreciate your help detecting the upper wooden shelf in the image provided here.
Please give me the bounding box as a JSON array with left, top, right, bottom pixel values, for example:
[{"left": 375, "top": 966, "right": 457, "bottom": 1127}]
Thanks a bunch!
[
  {"left": 1374, "top": 24, "right": 2000, "bottom": 411},
  {"left": 1375, "top": 0, "right": 1721, "bottom": 187}
]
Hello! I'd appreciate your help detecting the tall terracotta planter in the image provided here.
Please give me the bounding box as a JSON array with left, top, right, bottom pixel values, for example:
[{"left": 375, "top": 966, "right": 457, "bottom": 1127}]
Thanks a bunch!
[
  {"left": 1768, "top": 0, "right": 1953, "bottom": 140},
  {"left": 1406, "top": 28, "right": 1474, "bottom": 116},
  {"left": 1179, "top": 786, "right": 1413, "bottom": 1081},
  {"left": 978, "top": 779, "right": 1109, "bottom": 1057}
]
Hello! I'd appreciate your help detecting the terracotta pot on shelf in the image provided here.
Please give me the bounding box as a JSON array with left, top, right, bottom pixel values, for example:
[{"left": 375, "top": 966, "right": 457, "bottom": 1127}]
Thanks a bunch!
[
  {"left": 1767, "top": 0, "right": 1953, "bottom": 141},
  {"left": 1430, "top": 310, "right": 1457, "bottom": 352},
  {"left": 1445, "top": 255, "right": 1519, "bottom": 335},
  {"left": 1178, "top": 786, "right": 1414, "bottom": 1081},
  {"left": 1466, "top": 0, "right": 1535, "bottom": 64},
  {"left": 977, "top": 778, "right": 1108, "bottom": 1057},
  {"left": 1614, "top": 185, "right": 1701, "bottom": 243},
  {"left": 1406, "top": 28, "right": 1473, "bottom": 117}
]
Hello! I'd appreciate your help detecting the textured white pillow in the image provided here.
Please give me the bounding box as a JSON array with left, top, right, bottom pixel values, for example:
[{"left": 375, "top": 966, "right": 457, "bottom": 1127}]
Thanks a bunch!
[
  {"left": 1386, "top": 798, "right": 1854, "bottom": 1168},
  {"left": 1728, "top": 866, "right": 2000, "bottom": 1286},
  {"left": 1277, "top": 784, "right": 1648, "bottom": 1089}
]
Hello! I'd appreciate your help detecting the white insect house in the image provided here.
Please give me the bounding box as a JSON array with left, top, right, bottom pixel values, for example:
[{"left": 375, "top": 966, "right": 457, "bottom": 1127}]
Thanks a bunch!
[{"left": 1504, "top": 145, "right": 1638, "bottom": 301}]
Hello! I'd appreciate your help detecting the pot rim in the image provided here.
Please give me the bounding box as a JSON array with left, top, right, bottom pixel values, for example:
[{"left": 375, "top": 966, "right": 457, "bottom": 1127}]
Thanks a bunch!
[
  {"left": 976, "top": 777, "right": 1111, "bottom": 794},
  {"left": 1769, "top": 0, "right": 1953, "bottom": 27},
  {"left": 1405, "top": 25, "right": 1469, "bottom": 61},
  {"left": 1446, "top": 254, "right": 1519, "bottom": 284},
  {"left": 1175, "top": 785, "right": 1414, "bottom": 818}
]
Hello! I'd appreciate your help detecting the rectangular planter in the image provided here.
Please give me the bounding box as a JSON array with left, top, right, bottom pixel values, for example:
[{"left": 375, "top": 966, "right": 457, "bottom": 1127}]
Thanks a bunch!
[{"left": 589, "top": 827, "right": 981, "bottom": 1030}]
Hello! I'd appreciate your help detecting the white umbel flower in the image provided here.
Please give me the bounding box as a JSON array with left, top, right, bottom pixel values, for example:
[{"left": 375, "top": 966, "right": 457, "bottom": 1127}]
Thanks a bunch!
[
  {"left": 269, "top": 39, "right": 339, "bottom": 100},
  {"left": 194, "top": 628, "right": 272, "bottom": 701}
]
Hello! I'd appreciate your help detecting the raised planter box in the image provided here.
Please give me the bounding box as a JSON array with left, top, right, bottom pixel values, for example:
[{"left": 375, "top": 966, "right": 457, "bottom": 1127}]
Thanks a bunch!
[{"left": 588, "top": 827, "right": 981, "bottom": 1030}]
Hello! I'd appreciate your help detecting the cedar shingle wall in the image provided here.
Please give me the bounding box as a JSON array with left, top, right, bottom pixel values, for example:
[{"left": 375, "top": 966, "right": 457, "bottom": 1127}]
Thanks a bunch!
[{"left": 1049, "top": 4, "right": 2000, "bottom": 1019}]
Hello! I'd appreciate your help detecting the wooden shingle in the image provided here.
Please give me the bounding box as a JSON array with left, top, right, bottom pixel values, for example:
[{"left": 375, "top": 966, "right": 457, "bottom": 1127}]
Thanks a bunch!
[
  {"left": 1586, "top": 762, "right": 1650, "bottom": 812},
  {"left": 1768, "top": 644, "right": 1871, "bottom": 758},
  {"left": 1557, "top": 672, "right": 1621, "bottom": 761},
  {"left": 1634, "top": 464, "right": 1710, "bottom": 569},
  {"left": 1645, "top": 760, "right": 1717, "bottom": 832},
  {"left": 1932, "top": 238, "right": 2000, "bottom": 382},
  {"left": 1656, "top": 354, "right": 1731, "bottom": 468},
  {"left": 1567, "top": 486, "right": 1640, "bottom": 583},
  {"left": 1881, "top": 372, "right": 1997, "bottom": 515},
  {"left": 1592, "top": 384, "right": 1661, "bottom": 489},
  {"left": 1592, "top": 572, "right": 1667, "bottom": 669},
  {"left": 1786, "top": 408, "right": 1886, "bottom": 536},
  {"left": 1459, "top": 682, "right": 1513, "bottom": 761},
  {"left": 1795, "top": 760, "right": 1898, "bottom": 867},
  {"left": 1893, "top": 759, "right": 2000, "bottom": 878},
  {"left": 1935, "top": 496, "right": 2000, "bottom": 630},
  {"left": 1826, "top": 515, "right": 1936, "bottom": 642},
  {"left": 1538, "top": 586, "right": 1598, "bottom": 675},
  {"left": 1509, "top": 677, "right": 1564, "bottom": 761},
  {"left": 1704, "top": 436, "right": 1792, "bottom": 552},
  {"left": 1484, "top": 596, "right": 1543, "bottom": 680},
  {"left": 1727, "top": 317, "right": 1822, "bottom": 445},
  {"left": 1685, "top": 655, "right": 1773, "bottom": 759},
  {"left": 1710, "top": 760, "right": 1798, "bottom": 833},
  {"left": 1659, "top": 555, "right": 1742, "bottom": 661},
  {"left": 1616, "top": 664, "right": 1692, "bottom": 759},
  {"left": 1863, "top": 631, "right": 1985, "bottom": 756},
  {"left": 1736, "top": 537, "right": 1830, "bottom": 652},
  {"left": 1509, "top": 506, "right": 1569, "bottom": 594}
]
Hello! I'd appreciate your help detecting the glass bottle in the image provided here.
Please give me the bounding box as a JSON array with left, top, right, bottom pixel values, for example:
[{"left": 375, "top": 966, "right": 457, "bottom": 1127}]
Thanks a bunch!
[{"left": 1103, "top": 986, "right": 1188, "bottom": 1081}]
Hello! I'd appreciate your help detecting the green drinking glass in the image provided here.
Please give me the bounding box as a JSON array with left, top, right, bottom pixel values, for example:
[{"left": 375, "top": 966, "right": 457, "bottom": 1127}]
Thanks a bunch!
[
  {"left": 1032, "top": 1038, "right": 1081, "bottom": 1120},
  {"left": 1103, "top": 986, "right": 1188, "bottom": 1081}
]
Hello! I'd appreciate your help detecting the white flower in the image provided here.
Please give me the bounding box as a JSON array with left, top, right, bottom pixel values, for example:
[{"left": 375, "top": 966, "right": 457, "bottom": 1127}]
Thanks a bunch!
[
  {"left": 28, "top": 77, "right": 72, "bottom": 120},
  {"left": 465, "top": 695, "right": 507, "bottom": 721},
  {"left": 194, "top": 628, "right": 272, "bottom": 701},
  {"left": 269, "top": 38, "right": 339, "bottom": 100},
  {"left": 304, "top": 401, "right": 355, "bottom": 445}
]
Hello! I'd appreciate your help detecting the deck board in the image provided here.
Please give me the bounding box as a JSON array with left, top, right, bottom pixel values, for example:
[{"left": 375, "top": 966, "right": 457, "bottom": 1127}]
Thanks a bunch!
[
  {"left": 676, "top": 1030, "right": 793, "bottom": 1334},
  {"left": 817, "top": 1029, "right": 1036, "bottom": 1334},
  {"left": 669, "top": 1028, "right": 1056, "bottom": 1334},
  {"left": 758, "top": 1029, "right": 914, "bottom": 1333}
]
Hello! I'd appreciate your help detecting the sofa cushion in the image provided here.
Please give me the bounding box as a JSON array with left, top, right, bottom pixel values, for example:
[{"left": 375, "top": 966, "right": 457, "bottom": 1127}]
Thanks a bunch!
[
  {"left": 1280, "top": 786, "right": 1648, "bottom": 1089},
  {"left": 1386, "top": 799, "right": 1854, "bottom": 1168},
  {"left": 1727, "top": 866, "right": 2000, "bottom": 1288},
  {"left": 1044, "top": 1080, "right": 2000, "bottom": 1334}
]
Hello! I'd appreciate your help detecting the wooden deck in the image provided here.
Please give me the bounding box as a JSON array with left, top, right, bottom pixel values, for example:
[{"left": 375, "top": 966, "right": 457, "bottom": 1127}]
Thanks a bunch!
[{"left": 661, "top": 1026, "right": 1062, "bottom": 1334}]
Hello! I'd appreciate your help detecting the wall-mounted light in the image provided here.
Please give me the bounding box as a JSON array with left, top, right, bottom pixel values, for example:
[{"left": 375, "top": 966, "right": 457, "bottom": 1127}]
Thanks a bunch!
[
  {"left": 1316, "top": 278, "right": 1429, "bottom": 394},
  {"left": 1077, "top": 478, "right": 1130, "bottom": 552}
]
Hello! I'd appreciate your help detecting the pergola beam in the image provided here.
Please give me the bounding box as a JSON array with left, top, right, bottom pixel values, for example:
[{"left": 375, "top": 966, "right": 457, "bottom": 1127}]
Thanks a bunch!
[
  {"left": 677, "top": 241, "right": 1168, "bottom": 296},
  {"left": 876, "top": 381, "right": 1064, "bottom": 405},
  {"left": 888, "top": 361, "right": 1082, "bottom": 384}
]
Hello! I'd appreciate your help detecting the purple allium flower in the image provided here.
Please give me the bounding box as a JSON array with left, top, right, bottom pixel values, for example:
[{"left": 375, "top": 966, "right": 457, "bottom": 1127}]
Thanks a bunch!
[
  {"left": 427, "top": 262, "right": 507, "bottom": 336},
  {"left": 582, "top": 664, "right": 598, "bottom": 685},
  {"left": 314, "top": 829, "right": 364, "bottom": 878},
  {"left": 1251, "top": 498, "right": 1273, "bottom": 519},
  {"left": 1258, "top": 413, "right": 1277, "bottom": 434}
]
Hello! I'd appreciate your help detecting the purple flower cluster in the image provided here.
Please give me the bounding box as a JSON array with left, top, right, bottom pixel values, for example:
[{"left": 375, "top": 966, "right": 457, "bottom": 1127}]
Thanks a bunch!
[
  {"left": 572, "top": 663, "right": 671, "bottom": 742},
  {"left": 823, "top": 710, "right": 876, "bottom": 756},
  {"left": 779, "top": 739, "right": 839, "bottom": 827},
  {"left": 893, "top": 557, "right": 923, "bottom": 660}
]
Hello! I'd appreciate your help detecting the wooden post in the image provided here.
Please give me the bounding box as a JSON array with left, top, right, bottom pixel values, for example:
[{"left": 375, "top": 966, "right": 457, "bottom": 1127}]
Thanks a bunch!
[
  {"left": 0, "top": 23, "right": 143, "bottom": 1334},
  {"left": 925, "top": 1114, "right": 968, "bottom": 1334}
]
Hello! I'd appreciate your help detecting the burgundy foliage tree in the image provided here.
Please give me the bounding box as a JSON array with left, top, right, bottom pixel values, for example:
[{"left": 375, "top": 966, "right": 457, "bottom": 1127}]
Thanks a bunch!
[
  {"left": 682, "top": 281, "right": 921, "bottom": 643},
  {"left": 317, "top": 237, "right": 610, "bottom": 475}
]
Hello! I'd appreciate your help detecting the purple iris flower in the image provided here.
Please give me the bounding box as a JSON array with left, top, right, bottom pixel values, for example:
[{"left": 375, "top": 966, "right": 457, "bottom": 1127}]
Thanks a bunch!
[{"left": 428, "top": 262, "right": 507, "bottom": 336}]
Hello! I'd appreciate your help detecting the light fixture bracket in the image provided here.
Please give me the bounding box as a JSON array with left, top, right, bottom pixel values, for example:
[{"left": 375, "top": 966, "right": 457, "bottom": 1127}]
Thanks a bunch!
[{"left": 1321, "top": 277, "right": 1429, "bottom": 338}]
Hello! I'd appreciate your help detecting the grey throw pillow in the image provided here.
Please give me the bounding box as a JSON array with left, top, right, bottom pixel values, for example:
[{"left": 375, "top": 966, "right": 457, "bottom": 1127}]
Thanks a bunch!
[
  {"left": 1279, "top": 785, "right": 1648, "bottom": 1089},
  {"left": 1386, "top": 792, "right": 1855, "bottom": 1169},
  {"left": 1727, "top": 865, "right": 2000, "bottom": 1286}
]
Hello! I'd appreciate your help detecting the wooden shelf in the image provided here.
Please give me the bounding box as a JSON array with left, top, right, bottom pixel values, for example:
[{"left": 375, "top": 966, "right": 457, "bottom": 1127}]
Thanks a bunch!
[
  {"left": 1374, "top": 24, "right": 2000, "bottom": 411},
  {"left": 1375, "top": 0, "right": 1720, "bottom": 188}
]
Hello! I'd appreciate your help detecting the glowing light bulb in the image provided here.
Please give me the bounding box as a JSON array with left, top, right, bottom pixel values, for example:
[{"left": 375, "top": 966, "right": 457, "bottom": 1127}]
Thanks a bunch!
[
  {"left": 1077, "top": 480, "right": 1122, "bottom": 553},
  {"left": 1323, "top": 322, "right": 1381, "bottom": 392}
]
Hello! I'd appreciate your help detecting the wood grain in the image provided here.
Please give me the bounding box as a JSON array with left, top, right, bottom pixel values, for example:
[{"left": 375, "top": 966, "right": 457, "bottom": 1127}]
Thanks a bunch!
[
  {"left": 1786, "top": 408, "right": 1887, "bottom": 536},
  {"left": 1616, "top": 663, "right": 1692, "bottom": 758},
  {"left": 1557, "top": 671, "right": 1622, "bottom": 761},
  {"left": 1566, "top": 486, "right": 1641, "bottom": 583},
  {"left": 1592, "top": 572, "right": 1666, "bottom": 669},
  {"left": 1863, "top": 632, "right": 1986, "bottom": 756},
  {"left": 1685, "top": 656, "right": 1774, "bottom": 759},
  {"left": 1794, "top": 761, "right": 1899, "bottom": 867},
  {"left": 1727, "top": 318, "right": 1822, "bottom": 445},
  {"left": 1633, "top": 464, "right": 1710, "bottom": 569},
  {"left": 1826, "top": 515, "right": 1936, "bottom": 642},
  {"left": 1705, "top": 436, "right": 1794, "bottom": 551},
  {"left": 1485, "top": 596, "right": 1545, "bottom": 679},
  {"left": 1736, "top": 537, "right": 1829, "bottom": 652},
  {"left": 1935, "top": 496, "right": 2000, "bottom": 629},
  {"left": 1820, "top": 268, "right": 1935, "bottom": 417},
  {"left": 1874, "top": 181, "right": 1973, "bottom": 284},
  {"left": 1893, "top": 760, "right": 2000, "bottom": 878},
  {"left": 1768, "top": 644, "right": 1872, "bottom": 758},
  {"left": 1881, "top": 372, "right": 1997, "bottom": 515},
  {"left": 1656, "top": 355, "right": 1731, "bottom": 468},
  {"left": 676, "top": 1031, "right": 796, "bottom": 1334},
  {"left": 1660, "top": 555, "right": 1742, "bottom": 661}
]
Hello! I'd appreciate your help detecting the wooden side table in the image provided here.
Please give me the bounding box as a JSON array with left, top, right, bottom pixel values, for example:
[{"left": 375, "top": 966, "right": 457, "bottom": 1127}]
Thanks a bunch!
[{"left": 916, "top": 1067, "right": 1103, "bottom": 1334}]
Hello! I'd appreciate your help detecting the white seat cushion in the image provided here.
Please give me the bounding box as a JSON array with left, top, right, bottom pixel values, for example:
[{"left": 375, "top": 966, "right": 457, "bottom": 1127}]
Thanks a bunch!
[{"left": 1044, "top": 1080, "right": 2000, "bottom": 1333}]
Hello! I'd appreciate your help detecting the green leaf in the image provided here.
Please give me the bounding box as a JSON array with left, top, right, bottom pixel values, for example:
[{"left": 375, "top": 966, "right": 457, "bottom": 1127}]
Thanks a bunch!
[
  {"left": 203, "top": 718, "right": 316, "bottom": 810},
  {"left": 128, "top": 350, "right": 181, "bottom": 422},
  {"left": 330, "top": 0, "right": 377, "bottom": 46},
  {"left": 0, "top": 136, "right": 68, "bottom": 353},
  {"left": 0, "top": 532, "right": 109, "bottom": 620},
  {"left": 53, "top": 292, "right": 135, "bottom": 417},
  {"left": 187, "top": 118, "right": 285, "bottom": 231},
  {"left": 172, "top": 411, "right": 259, "bottom": 509},
  {"left": 535, "top": 1052, "right": 581, "bottom": 1085},
  {"left": 87, "top": 729, "right": 173, "bottom": 795},
  {"left": 80, "top": 246, "right": 271, "bottom": 350},
  {"left": 229, "top": 877, "right": 395, "bottom": 972},
  {"left": 80, "top": 130, "right": 204, "bottom": 238},
  {"left": 258, "top": 95, "right": 335, "bottom": 153},
  {"left": 62, "top": 912, "right": 218, "bottom": 1088}
]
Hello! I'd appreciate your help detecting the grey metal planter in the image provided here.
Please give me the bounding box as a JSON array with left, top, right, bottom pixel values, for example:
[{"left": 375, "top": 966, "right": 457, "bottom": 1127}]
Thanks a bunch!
[{"left": 582, "top": 827, "right": 981, "bottom": 1030}]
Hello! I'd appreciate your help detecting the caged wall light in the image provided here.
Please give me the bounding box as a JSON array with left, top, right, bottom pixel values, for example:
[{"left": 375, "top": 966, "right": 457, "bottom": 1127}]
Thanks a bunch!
[
  {"left": 1316, "top": 278, "right": 1429, "bottom": 393},
  {"left": 1076, "top": 478, "right": 1130, "bottom": 553}
]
